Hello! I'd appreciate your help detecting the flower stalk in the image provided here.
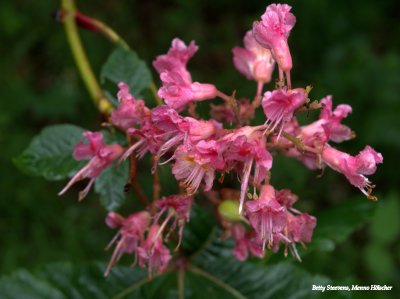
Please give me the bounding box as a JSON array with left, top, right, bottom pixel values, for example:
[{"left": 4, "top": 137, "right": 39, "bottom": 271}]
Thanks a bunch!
[{"left": 60, "top": 0, "right": 112, "bottom": 114}]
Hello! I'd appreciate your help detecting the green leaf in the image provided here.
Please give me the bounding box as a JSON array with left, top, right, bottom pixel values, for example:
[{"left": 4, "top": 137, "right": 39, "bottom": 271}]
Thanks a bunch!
[
  {"left": 94, "top": 161, "right": 128, "bottom": 212},
  {"left": 0, "top": 260, "right": 329, "bottom": 299},
  {"left": 309, "top": 195, "right": 377, "bottom": 252},
  {"left": 104, "top": 90, "right": 120, "bottom": 108},
  {"left": 13, "top": 124, "right": 86, "bottom": 180},
  {"left": 193, "top": 229, "right": 235, "bottom": 262},
  {"left": 100, "top": 44, "right": 152, "bottom": 99},
  {"left": 369, "top": 191, "right": 400, "bottom": 244},
  {"left": 181, "top": 205, "right": 216, "bottom": 256},
  {"left": 364, "top": 243, "right": 394, "bottom": 282},
  {"left": 100, "top": 129, "right": 127, "bottom": 148},
  {"left": 0, "top": 262, "right": 160, "bottom": 299},
  {"left": 188, "top": 258, "right": 330, "bottom": 299}
]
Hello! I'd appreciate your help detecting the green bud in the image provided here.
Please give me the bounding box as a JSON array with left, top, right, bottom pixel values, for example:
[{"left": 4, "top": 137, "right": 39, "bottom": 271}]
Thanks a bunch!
[{"left": 218, "top": 200, "right": 243, "bottom": 222}]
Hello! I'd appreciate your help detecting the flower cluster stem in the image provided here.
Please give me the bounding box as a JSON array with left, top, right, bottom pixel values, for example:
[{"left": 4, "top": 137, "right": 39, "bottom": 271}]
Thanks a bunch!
[
  {"left": 151, "top": 156, "right": 161, "bottom": 212},
  {"left": 61, "top": 0, "right": 112, "bottom": 114},
  {"left": 280, "top": 131, "right": 320, "bottom": 154},
  {"left": 294, "top": 99, "right": 322, "bottom": 116},
  {"left": 73, "top": 10, "right": 130, "bottom": 49},
  {"left": 178, "top": 266, "right": 185, "bottom": 299},
  {"left": 216, "top": 90, "right": 241, "bottom": 125},
  {"left": 188, "top": 266, "right": 246, "bottom": 299},
  {"left": 252, "top": 81, "right": 264, "bottom": 108},
  {"left": 112, "top": 268, "right": 172, "bottom": 299},
  {"left": 69, "top": 5, "right": 163, "bottom": 106}
]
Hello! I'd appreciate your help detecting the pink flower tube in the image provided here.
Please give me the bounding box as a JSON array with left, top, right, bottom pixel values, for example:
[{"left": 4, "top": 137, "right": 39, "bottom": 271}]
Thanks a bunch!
[{"left": 253, "top": 4, "right": 296, "bottom": 87}]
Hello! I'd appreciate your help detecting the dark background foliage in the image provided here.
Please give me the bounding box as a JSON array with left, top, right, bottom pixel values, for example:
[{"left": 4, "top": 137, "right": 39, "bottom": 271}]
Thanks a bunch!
[{"left": 1, "top": 0, "right": 399, "bottom": 298}]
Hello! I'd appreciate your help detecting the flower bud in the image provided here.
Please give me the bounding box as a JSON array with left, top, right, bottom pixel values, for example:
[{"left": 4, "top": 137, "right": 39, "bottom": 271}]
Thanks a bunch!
[{"left": 218, "top": 200, "right": 244, "bottom": 222}]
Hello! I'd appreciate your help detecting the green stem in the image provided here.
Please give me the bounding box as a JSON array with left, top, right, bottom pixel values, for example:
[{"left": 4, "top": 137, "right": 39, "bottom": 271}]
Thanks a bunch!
[
  {"left": 81, "top": 14, "right": 129, "bottom": 49},
  {"left": 280, "top": 131, "right": 320, "bottom": 154},
  {"left": 188, "top": 266, "right": 246, "bottom": 299},
  {"left": 178, "top": 267, "right": 185, "bottom": 299},
  {"left": 112, "top": 277, "right": 149, "bottom": 299},
  {"left": 280, "top": 131, "right": 307, "bottom": 151},
  {"left": 61, "top": 0, "right": 112, "bottom": 114},
  {"left": 294, "top": 99, "right": 322, "bottom": 116},
  {"left": 112, "top": 270, "right": 170, "bottom": 299}
]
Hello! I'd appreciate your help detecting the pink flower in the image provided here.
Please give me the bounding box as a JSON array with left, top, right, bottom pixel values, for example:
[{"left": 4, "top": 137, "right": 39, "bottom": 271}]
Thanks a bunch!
[
  {"left": 230, "top": 224, "right": 267, "bottom": 260},
  {"left": 278, "top": 96, "right": 352, "bottom": 170},
  {"left": 153, "top": 38, "right": 198, "bottom": 84},
  {"left": 247, "top": 236, "right": 266, "bottom": 258},
  {"left": 287, "top": 213, "right": 317, "bottom": 244},
  {"left": 233, "top": 30, "right": 275, "bottom": 82},
  {"left": 286, "top": 95, "right": 351, "bottom": 149},
  {"left": 246, "top": 184, "right": 287, "bottom": 252},
  {"left": 275, "top": 188, "right": 299, "bottom": 210},
  {"left": 58, "top": 131, "right": 123, "bottom": 201},
  {"left": 104, "top": 211, "right": 151, "bottom": 276},
  {"left": 158, "top": 70, "right": 217, "bottom": 112},
  {"left": 152, "top": 105, "right": 184, "bottom": 133},
  {"left": 221, "top": 126, "right": 273, "bottom": 214},
  {"left": 322, "top": 146, "right": 383, "bottom": 198},
  {"left": 111, "top": 82, "right": 151, "bottom": 129},
  {"left": 137, "top": 224, "right": 172, "bottom": 276},
  {"left": 231, "top": 223, "right": 250, "bottom": 261},
  {"left": 181, "top": 117, "right": 219, "bottom": 144},
  {"left": 319, "top": 95, "right": 352, "bottom": 143},
  {"left": 210, "top": 99, "right": 255, "bottom": 124},
  {"left": 151, "top": 106, "right": 186, "bottom": 168},
  {"left": 154, "top": 38, "right": 216, "bottom": 111},
  {"left": 156, "top": 194, "right": 192, "bottom": 249},
  {"left": 253, "top": 4, "right": 296, "bottom": 87},
  {"left": 262, "top": 88, "right": 306, "bottom": 137},
  {"left": 151, "top": 109, "right": 221, "bottom": 171},
  {"left": 157, "top": 195, "right": 192, "bottom": 223},
  {"left": 120, "top": 106, "right": 223, "bottom": 171},
  {"left": 273, "top": 212, "right": 316, "bottom": 261},
  {"left": 119, "top": 118, "right": 166, "bottom": 162},
  {"left": 172, "top": 141, "right": 224, "bottom": 195}
]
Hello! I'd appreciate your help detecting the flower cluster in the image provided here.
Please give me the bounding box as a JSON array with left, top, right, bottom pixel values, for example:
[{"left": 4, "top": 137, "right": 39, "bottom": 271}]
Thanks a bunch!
[{"left": 59, "top": 3, "right": 383, "bottom": 276}]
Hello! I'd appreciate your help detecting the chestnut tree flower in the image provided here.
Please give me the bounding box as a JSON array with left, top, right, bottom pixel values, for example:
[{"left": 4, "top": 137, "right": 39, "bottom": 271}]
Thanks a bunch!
[
  {"left": 219, "top": 126, "right": 273, "bottom": 214},
  {"left": 231, "top": 223, "right": 251, "bottom": 261},
  {"left": 154, "top": 38, "right": 217, "bottom": 111},
  {"left": 35, "top": 2, "right": 384, "bottom": 284},
  {"left": 233, "top": 30, "right": 275, "bottom": 83},
  {"left": 137, "top": 224, "right": 172, "bottom": 276},
  {"left": 104, "top": 211, "right": 151, "bottom": 276},
  {"left": 155, "top": 194, "right": 192, "bottom": 249},
  {"left": 172, "top": 140, "right": 224, "bottom": 194},
  {"left": 253, "top": 3, "right": 296, "bottom": 87},
  {"left": 158, "top": 70, "right": 217, "bottom": 112},
  {"left": 322, "top": 145, "right": 383, "bottom": 199},
  {"left": 110, "top": 82, "right": 151, "bottom": 129},
  {"left": 153, "top": 38, "right": 198, "bottom": 84},
  {"left": 272, "top": 212, "right": 316, "bottom": 261},
  {"left": 262, "top": 88, "right": 306, "bottom": 137},
  {"left": 58, "top": 131, "right": 123, "bottom": 201},
  {"left": 246, "top": 184, "right": 287, "bottom": 252},
  {"left": 282, "top": 95, "right": 353, "bottom": 169}
]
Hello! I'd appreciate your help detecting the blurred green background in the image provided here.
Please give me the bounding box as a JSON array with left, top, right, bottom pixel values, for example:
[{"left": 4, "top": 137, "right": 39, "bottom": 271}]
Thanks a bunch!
[{"left": 1, "top": 0, "right": 399, "bottom": 296}]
